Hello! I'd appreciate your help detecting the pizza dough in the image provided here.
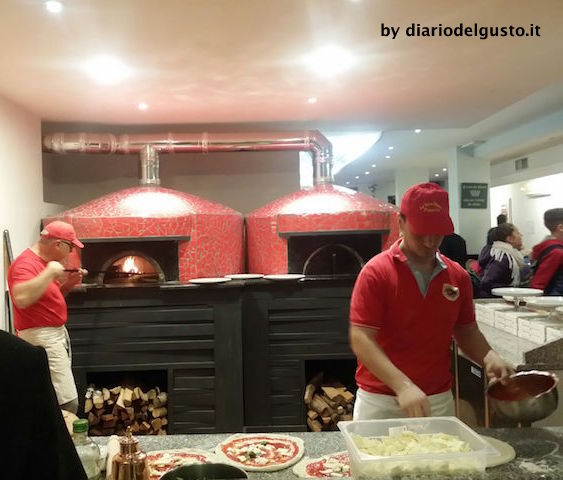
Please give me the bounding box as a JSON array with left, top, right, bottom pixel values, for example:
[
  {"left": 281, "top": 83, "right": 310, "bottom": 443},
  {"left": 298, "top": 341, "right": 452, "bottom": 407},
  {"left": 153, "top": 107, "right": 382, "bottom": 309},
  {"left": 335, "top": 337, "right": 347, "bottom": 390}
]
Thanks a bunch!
[
  {"left": 481, "top": 435, "right": 516, "bottom": 468},
  {"left": 146, "top": 448, "right": 219, "bottom": 480},
  {"left": 293, "top": 451, "right": 351, "bottom": 478},
  {"left": 215, "top": 433, "right": 305, "bottom": 472}
]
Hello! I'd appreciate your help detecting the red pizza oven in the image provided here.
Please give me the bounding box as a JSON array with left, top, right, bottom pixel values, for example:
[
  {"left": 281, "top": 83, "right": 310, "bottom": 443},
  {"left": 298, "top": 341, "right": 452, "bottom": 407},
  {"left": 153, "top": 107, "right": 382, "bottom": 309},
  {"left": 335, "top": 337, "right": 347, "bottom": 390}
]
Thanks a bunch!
[
  {"left": 246, "top": 184, "right": 400, "bottom": 276},
  {"left": 43, "top": 186, "right": 243, "bottom": 284}
]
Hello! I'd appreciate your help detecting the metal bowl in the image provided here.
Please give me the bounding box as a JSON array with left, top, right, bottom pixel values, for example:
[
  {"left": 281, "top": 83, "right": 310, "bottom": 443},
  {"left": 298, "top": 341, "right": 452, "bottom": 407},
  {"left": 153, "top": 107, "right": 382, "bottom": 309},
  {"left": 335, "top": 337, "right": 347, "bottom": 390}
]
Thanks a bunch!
[
  {"left": 160, "top": 463, "right": 248, "bottom": 480},
  {"left": 486, "top": 370, "right": 559, "bottom": 423}
]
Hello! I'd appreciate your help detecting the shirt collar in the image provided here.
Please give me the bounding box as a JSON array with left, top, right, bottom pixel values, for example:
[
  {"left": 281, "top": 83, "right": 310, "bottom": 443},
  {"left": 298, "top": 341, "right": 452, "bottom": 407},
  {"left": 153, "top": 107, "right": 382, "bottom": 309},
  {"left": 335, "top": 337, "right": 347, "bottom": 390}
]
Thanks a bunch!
[{"left": 391, "top": 239, "right": 448, "bottom": 268}]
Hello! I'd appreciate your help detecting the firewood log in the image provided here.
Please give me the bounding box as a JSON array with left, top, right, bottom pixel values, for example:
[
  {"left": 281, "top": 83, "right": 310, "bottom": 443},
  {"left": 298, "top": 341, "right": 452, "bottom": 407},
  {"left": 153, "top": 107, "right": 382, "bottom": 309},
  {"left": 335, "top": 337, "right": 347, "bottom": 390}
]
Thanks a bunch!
[
  {"left": 122, "top": 388, "right": 133, "bottom": 407},
  {"left": 336, "top": 405, "right": 345, "bottom": 415},
  {"left": 152, "top": 407, "right": 168, "bottom": 418},
  {"left": 161, "top": 417, "right": 168, "bottom": 426},
  {"left": 341, "top": 391, "right": 355, "bottom": 403},
  {"left": 151, "top": 418, "right": 162, "bottom": 431},
  {"left": 304, "top": 384, "right": 316, "bottom": 405},
  {"left": 109, "top": 386, "right": 121, "bottom": 395},
  {"left": 147, "top": 389, "right": 156, "bottom": 401},
  {"left": 102, "top": 388, "right": 110, "bottom": 401},
  {"left": 321, "top": 416, "right": 331, "bottom": 425},
  {"left": 93, "top": 391, "right": 104, "bottom": 409},
  {"left": 84, "top": 398, "right": 93, "bottom": 414},
  {"left": 307, "top": 417, "right": 322, "bottom": 432},
  {"left": 307, "top": 410, "right": 319, "bottom": 420},
  {"left": 157, "top": 429, "right": 167, "bottom": 436},
  {"left": 310, "top": 394, "right": 330, "bottom": 416}
]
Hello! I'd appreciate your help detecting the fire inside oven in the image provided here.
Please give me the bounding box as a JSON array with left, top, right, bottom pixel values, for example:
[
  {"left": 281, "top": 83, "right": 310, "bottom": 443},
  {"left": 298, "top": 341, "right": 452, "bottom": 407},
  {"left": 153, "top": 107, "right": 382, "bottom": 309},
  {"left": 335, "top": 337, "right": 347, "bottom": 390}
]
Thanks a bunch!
[{"left": 100, "top": 252, "right": 164, "bottom": 284}]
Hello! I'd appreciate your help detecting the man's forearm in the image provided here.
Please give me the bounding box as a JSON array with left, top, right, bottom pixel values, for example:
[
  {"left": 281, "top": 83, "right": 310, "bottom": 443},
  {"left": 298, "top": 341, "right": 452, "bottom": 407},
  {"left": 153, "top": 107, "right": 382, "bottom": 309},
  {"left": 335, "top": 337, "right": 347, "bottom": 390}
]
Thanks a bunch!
[{"left": 453, "top": 323, "right": 493, "bottom": 366}]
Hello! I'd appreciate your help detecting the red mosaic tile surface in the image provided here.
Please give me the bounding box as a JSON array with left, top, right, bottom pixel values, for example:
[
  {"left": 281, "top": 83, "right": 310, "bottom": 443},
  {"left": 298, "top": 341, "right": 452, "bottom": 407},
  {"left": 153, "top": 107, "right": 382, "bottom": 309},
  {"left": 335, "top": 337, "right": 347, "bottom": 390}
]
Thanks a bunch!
[
  {"left": 246, "top": 185, "right": 399, "bottom": 274},
  {"left": 44, "top": 186, "right": 243, "bottom": 281}
]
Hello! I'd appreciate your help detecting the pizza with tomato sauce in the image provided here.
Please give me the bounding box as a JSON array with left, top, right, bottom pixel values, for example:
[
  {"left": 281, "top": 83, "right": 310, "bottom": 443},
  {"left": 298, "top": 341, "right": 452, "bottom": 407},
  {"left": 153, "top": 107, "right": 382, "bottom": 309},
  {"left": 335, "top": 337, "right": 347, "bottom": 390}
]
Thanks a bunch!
[
  {"left": 215, "top": 433, "right": 305, "bottom": 472},
  {"left": 293, "top": 451, "right": 351, "bottom": 478},
  {"left": 146, "top": 449, "right": 219, "bottom": 480}
]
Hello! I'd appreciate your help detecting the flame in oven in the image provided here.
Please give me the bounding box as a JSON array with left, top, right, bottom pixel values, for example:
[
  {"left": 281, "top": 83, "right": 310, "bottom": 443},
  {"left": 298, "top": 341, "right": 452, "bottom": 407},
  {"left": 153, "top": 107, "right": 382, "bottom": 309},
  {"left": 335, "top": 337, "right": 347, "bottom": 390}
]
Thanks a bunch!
[{"left": 122, "top": 256, "right": 140, "bottom": 274}]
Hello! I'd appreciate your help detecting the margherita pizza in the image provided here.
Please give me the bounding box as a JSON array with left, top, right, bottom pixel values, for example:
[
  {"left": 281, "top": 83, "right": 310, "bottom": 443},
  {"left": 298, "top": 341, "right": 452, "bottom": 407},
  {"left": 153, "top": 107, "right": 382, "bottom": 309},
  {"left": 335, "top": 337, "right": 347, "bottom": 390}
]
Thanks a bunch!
[
  {"left": 293, "top": 451, "right": 351, "bottom": 478},
  {"left": 146, "top": 449, "right": 219, "bottom": 480},
  {"left": 215, "top": 433, "right": 305, "bottom": 472}
]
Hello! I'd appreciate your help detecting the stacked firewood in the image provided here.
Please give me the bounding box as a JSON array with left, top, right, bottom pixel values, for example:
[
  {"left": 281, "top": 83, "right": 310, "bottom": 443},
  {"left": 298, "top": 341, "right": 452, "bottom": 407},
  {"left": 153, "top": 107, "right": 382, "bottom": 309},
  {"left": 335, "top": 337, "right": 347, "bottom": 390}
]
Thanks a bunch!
[
  {"left": 304, "top": 373, "right": 354, "bottom": 432},
  {"left": 84, "top": 385, "right": 168, "bottom": 436}
]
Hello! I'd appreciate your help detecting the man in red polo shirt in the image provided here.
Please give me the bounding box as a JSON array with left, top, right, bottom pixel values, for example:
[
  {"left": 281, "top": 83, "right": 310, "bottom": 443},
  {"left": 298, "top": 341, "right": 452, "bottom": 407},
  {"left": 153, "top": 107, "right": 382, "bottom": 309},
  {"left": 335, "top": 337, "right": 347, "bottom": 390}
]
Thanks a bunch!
[
  {"left": 8, "top": 221, "right": 86, "bottom": 414},
  {"left": 350, "top": 182, "right": 513, "bottom": 419}
]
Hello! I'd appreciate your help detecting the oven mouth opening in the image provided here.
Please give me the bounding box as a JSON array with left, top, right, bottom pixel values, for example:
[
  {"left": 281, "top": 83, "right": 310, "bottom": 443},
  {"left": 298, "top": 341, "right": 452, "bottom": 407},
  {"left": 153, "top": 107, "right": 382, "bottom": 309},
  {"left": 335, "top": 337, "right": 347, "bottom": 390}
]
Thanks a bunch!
[{"left": 99, "top": 251, "right": 165, "bottom": 285}]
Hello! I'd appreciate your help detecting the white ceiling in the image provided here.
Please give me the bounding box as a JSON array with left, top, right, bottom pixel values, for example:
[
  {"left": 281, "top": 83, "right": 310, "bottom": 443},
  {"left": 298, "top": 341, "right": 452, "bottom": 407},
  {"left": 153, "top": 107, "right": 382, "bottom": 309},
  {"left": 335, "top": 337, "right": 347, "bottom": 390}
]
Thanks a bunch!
[{"left": 1, "top": 0, "right": 562, "bottom": 185}]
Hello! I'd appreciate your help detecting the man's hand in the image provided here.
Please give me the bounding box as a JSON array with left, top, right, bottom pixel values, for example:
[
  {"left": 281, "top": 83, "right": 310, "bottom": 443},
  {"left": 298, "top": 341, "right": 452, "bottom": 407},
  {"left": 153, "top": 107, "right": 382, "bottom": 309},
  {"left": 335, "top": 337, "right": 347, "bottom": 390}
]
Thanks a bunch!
[
  {"left": 483, "top": 350, "right": 515, "bottom": 385},
  {"left": 395, "top": 381, "right": 431, "bottom": 417},
  {"left": 66, "top": 268, "right": 88, "bottom": 283},
  {"left": 46, "top": 261, "right": 65, "bottom": 279}
]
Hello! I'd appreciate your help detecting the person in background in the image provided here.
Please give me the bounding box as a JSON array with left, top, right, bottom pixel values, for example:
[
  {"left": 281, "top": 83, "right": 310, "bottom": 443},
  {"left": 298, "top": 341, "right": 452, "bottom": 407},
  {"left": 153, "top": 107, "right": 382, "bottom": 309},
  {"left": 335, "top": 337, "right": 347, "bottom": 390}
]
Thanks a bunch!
[
  {"left": 530, "top": 208, "right": 563, "bottom": 295},
  {"left": 439, "top": 232, "right": 468, "bottom": 267},
  {"left": 478, "top": 223, "right": 531, "bottom": 296},
  {"left": 349, "top": 182, "right": 513, "bottom": 419},
  {"left": 0, "top": 330, "right": 87, "bottom": 479},
  {"left": 485, "top": 213, "right": 508, "bottom": 246},
  {"left": 7, "top": 221, "right": 87, "bottom": 414}
]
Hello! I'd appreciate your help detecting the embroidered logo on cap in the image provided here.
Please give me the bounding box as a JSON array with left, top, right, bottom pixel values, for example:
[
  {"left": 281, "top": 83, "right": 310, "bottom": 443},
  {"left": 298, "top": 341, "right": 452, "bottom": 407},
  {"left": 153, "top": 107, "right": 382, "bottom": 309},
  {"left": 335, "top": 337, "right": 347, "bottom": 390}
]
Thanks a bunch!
[
  {"left": 420, "top": 201, "right": 442, "bottom": 213},
  {"left": 442, "top": 283, "right": 460, "bottom": 301}
]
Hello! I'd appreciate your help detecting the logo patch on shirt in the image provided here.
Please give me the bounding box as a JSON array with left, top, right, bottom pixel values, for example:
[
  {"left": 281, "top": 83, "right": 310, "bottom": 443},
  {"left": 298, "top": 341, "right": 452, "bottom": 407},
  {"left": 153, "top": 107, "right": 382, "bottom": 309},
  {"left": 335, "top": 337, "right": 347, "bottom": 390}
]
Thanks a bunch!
[
  {"left": 442, "top": 283, "right": 460, "bottom": 301},
  {"left": 419, "top": 201, "right": 442, "bottom": 213}
]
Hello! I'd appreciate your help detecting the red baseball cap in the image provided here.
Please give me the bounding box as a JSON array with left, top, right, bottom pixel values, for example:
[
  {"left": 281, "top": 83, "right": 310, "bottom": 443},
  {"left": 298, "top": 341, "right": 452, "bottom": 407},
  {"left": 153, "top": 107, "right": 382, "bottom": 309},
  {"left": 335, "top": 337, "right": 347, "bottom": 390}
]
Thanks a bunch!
[
  {"left": 400, "top": 182, "right": 454, "bottom": 236},
  {"left": 41, "top": 220, "right": 84, "bottom": 248}
]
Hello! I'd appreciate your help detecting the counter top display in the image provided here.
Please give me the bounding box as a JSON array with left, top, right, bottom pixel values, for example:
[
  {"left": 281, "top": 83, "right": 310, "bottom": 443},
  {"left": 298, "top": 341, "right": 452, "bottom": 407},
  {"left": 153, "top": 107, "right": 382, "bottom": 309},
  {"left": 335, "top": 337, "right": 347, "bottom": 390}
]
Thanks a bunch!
[{"left": 94, "top": 427, "right": 563, "bottom": 479}]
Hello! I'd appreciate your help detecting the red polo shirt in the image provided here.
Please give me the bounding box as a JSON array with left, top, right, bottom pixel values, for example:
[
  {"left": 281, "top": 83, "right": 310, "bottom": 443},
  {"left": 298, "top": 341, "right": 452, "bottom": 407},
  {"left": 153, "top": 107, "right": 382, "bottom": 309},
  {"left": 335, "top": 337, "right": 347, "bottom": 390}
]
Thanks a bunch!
[
  {"left": 8, "top": 248, "right": 67, "bottom": 330},
  {"left": 350, "top": 241, "right": 475, "bottom": 396}
]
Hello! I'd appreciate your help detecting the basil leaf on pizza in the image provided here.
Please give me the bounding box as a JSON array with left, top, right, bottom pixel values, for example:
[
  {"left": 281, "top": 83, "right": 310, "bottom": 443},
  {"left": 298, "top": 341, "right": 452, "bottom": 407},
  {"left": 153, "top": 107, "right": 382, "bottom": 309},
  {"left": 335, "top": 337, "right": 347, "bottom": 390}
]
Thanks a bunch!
[
  {"left": 146, "top": 449, "right": 219, "bottom": 480},
  {"left": 215, "top": 433, "right": 305, "bottom": 472},
  {"left": 293, "top": 451, "right": 351, "bottom": 478}
]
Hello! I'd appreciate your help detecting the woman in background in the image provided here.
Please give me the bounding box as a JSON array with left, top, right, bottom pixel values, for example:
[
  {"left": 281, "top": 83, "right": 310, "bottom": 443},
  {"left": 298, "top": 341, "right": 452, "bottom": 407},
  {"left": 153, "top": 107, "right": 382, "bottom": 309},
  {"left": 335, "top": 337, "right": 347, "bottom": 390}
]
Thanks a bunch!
[{"left": 478, "top": 223, "right": 531, "bottom": 296}]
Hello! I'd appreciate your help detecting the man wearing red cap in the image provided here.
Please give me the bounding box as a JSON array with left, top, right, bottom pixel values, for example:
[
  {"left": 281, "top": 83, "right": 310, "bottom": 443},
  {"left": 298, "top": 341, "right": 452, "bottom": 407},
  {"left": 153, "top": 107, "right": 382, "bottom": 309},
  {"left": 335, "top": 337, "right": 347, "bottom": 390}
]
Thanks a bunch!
[
  {"left": 349, "top": 183, "right": 513, "bottom": 419},
  {"left": 8, "top": 221, "right": 87, "bottom": 414}
]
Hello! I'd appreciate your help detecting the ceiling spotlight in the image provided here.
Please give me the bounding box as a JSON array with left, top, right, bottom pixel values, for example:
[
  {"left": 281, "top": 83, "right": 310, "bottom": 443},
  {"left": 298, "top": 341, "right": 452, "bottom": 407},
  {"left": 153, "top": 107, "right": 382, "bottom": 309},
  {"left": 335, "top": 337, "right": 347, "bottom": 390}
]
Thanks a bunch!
[
  {"left": 388, "top": 146, "right": 394, "bottom": 150},
  {"left": 346, "top": 181, "right": 350, "bottom": 185},
  {"left": 307, "top": 96, "right": 318, "bottom": 104},
  {"left": 355, "top": 175, "right": 360, "bottom": 179},
  {"left": 385, "top": 155, "right": 391, "bottom": 159},
  {"left": 138, "top": 102, "right": 148, "bottom": 111},
  {"left": 442, "top": 167, "right": 447, "bottom": 172},
  {"left": 434, "top": 173, "right": 440, "bottom": 177},
  {"left": 414, "top": 128, "right": 422, "bottom": 134},
  {"left": 371, "top": 164, "right": 376, "bottom": 168},
  {"left": 304, "top": 45, "right": 356, "bottom": 78},
  {"left": 84, "top": 55, "right": 131, "bottom": 85},
  {"left": 44, "top": 1, "right": 63, "bottom": 13},
  {"left": 365, "top": 171, "right": 370, "bottom": 175}
]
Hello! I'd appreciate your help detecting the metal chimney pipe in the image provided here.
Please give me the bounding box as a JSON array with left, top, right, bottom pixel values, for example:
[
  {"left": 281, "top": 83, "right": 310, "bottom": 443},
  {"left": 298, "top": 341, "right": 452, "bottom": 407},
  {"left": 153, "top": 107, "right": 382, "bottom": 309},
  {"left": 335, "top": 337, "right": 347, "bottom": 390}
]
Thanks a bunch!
[
  {"left": 139, "top": 144, "right": 160, "bottom": 186},
  {"left": 42, "top": 130, "right": 334, "bottom": 185}
]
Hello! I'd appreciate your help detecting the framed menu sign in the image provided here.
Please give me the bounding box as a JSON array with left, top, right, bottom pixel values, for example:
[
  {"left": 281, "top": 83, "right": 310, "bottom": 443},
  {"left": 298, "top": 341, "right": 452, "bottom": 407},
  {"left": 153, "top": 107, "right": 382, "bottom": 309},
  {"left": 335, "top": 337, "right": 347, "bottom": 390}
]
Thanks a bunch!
[{"left": 461, "top": 183, "right": 488, "bottom": 209}]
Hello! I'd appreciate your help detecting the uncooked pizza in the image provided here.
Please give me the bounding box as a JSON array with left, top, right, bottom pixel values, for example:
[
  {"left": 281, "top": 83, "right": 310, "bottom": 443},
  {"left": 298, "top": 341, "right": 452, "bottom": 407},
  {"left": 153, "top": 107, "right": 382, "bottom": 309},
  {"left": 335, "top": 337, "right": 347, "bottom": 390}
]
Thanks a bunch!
[
  {"left": 293, "top": 451, "right": 351, "bottom": 478},
  {"left": 215, "top": 433, "right": 305, "bottom": 472},
  {"left": 146, "top": 449, "right": 219, "bottom": 480}
]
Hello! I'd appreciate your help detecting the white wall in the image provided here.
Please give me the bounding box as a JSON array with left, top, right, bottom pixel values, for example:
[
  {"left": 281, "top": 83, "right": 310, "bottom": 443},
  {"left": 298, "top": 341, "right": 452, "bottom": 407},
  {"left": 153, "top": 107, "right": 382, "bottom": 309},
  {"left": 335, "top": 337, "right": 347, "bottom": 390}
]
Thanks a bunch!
[
  {"left": 0, "top": 96, "right": 65, "bottom": 331},
  {"left": 490, "top": 172, "right": 563, "bottom": 250}
]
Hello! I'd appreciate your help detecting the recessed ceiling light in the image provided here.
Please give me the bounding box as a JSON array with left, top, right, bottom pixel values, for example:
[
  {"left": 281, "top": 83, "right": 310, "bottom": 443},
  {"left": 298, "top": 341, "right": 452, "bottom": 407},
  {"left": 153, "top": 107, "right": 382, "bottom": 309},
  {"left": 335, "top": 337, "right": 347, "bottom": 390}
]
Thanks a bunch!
[
  {"left": 307, "top": 96, "right": 318, "bottom": 104},
  {"left": 388, "top": 146, "right": 394, "bottom": 150},
  {"left": 355, "top": 175, "right": 360, "bottom": 179},
  {"left": 304, "top": 45, "right": 356, "bottom": 78},
  {"left": 385, "top": 155, "right": 391, "bottom": 159},
  {"left": 365, "top": 171, "right": 370, "bottom": 175},
  {"left": 414, "top": 129, "right": 422, "bottom": 134},
  {"left": 44, "top": 1, "right": 63, "bottom": 13},
  {"left": 346, "top": 181, "right": 350, "bottom": 185},
  {"left": 371, "top": 164, "right": 376, "bottom": 168},
  {"left": 442, "top": 167, "right": 447, "bottom": 172},
  {"left": 434, "top": 173, "right": 440, "bottom": 177},
  {"left": 84, "top": 55, "right": 131, "bottom": 85},
  {"left": 138, "top": 102, "right": 148, "bottom": 111}
]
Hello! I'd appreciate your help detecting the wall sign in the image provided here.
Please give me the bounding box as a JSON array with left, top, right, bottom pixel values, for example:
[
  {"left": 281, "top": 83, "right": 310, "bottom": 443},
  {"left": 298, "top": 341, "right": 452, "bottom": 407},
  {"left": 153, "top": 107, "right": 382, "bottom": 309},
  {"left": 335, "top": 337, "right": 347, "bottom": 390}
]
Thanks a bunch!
[{"left": 461, "top": 183, "right": 488, "bottom": 209}]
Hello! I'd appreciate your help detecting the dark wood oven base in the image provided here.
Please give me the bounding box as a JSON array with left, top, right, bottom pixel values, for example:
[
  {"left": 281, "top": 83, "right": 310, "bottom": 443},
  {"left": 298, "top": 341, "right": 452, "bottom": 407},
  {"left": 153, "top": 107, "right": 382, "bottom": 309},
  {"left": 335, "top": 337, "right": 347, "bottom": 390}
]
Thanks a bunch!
[{"left": 66, "top": 279, "right": 355, "bottom": 433}]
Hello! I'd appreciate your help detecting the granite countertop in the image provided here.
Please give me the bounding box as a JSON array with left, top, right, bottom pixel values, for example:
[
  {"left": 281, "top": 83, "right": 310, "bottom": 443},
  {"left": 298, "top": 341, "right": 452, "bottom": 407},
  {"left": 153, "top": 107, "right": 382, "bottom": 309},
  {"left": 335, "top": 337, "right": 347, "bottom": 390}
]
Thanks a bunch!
[{"left": 95, "top": 427, "right": 563, "bottom": 479}]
